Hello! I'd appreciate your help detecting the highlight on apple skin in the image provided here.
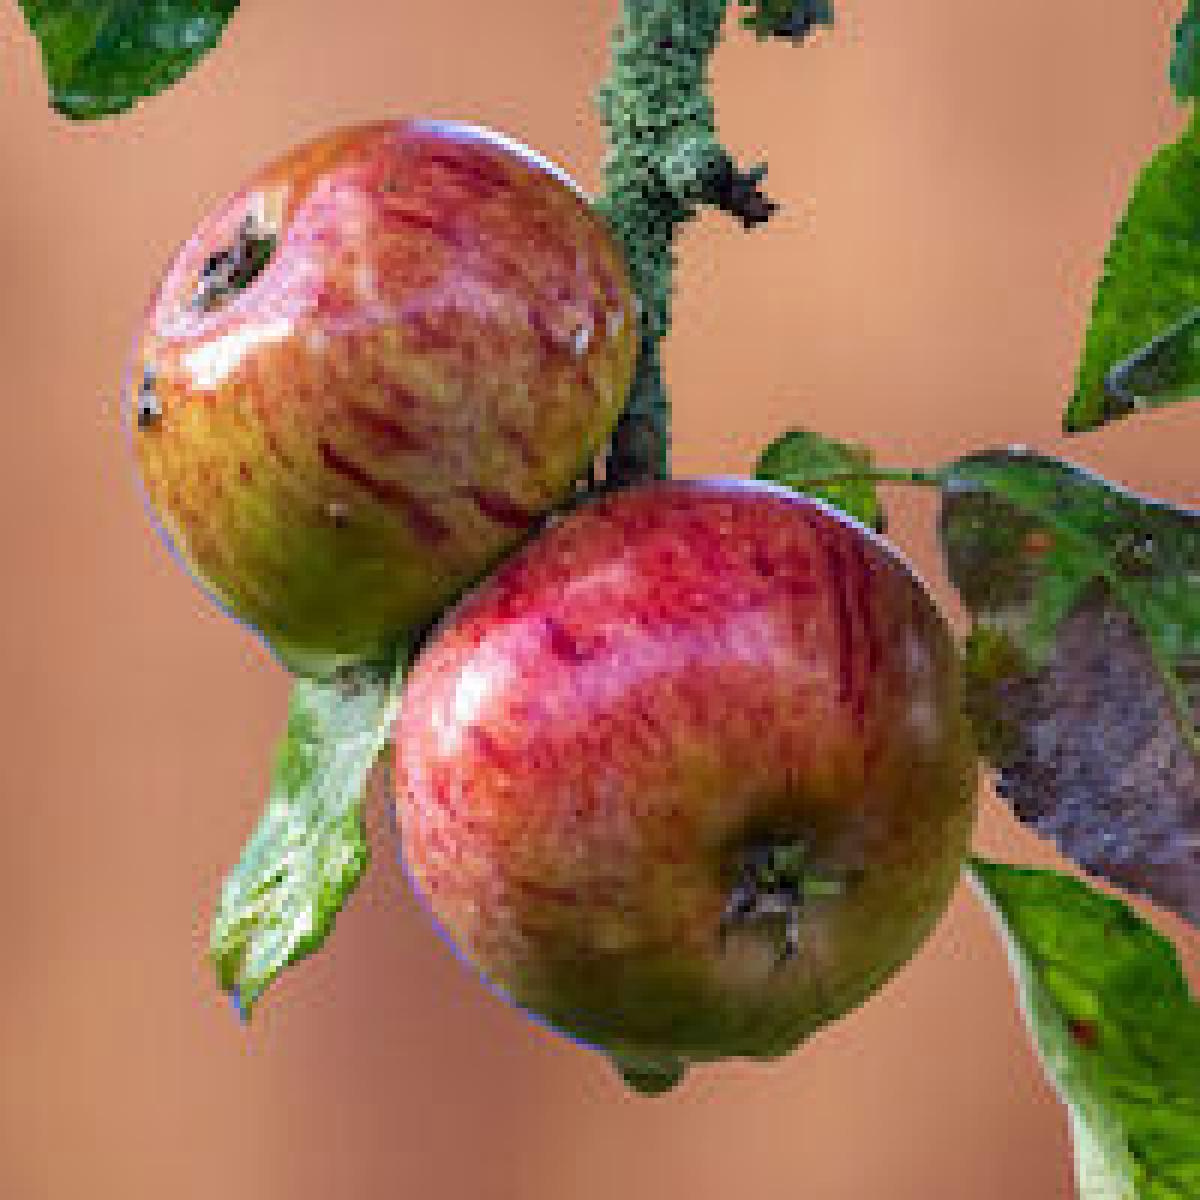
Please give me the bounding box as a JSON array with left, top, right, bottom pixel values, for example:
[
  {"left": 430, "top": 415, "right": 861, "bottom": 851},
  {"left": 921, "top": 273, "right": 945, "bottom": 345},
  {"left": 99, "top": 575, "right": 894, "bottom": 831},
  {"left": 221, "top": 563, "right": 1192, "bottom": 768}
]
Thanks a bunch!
[
  {"left": 393, "top": 478, "right": 979, "bottom": 1093},
  {"left": 128, "top": 119, "right": 637, "bottom": 676}
]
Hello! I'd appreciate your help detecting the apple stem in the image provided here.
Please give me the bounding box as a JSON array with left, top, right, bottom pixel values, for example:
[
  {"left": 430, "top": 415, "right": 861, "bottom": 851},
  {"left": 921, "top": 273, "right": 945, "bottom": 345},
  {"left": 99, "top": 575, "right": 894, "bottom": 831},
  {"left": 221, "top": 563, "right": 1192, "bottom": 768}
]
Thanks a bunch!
[
  {"left": 604, "top": 343, "right": 670, "bottom": 485},
  {"left": 771, "top": 466, "right": 946, "bottom": 492},
  {"left": 594, "top": 2, "right": 831, "bottom": 489}
]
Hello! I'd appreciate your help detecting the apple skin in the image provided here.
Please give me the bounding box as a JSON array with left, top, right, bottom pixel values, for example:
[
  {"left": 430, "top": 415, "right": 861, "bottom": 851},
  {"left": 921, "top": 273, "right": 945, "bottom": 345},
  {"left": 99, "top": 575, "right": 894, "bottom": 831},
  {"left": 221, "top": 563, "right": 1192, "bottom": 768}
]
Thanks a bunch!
[
  {"left": 129, "top": 120, "right": 636, "bottom": 675},
  {"left": 393, "top": 478, "right": 978, "bottom": 1087}
]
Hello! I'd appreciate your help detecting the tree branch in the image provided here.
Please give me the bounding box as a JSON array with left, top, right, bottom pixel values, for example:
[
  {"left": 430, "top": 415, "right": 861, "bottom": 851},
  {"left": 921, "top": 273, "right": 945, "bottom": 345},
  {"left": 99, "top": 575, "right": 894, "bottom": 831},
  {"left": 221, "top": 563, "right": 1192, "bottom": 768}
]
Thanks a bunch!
[{"left": 595, "top": 1, "right": 830, "bottom": 489}]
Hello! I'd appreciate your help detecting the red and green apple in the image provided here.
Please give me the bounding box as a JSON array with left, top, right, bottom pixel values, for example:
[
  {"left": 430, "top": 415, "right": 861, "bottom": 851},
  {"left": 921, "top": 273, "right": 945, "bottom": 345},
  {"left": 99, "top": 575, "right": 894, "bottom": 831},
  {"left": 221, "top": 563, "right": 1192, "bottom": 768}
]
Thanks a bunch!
[
  {"left": 129, "top": 120, "right": 636, "bottom": 675},
  {"left": 393, "top": 479, "right": 979, "bottom": 1092}
]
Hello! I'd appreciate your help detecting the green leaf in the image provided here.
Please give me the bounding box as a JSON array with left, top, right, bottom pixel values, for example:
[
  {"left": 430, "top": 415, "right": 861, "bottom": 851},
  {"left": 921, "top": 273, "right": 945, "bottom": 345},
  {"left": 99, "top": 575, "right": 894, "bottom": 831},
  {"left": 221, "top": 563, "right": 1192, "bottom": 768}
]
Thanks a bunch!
[
  {"left": 755, "top": 429, "right": 887, "bottom": 531},
  {"left": 1066, "top": 112, "right": 1200, "bottom": 431},
  {"left": 969, "top": 859, "right": 1200, "bottom": 1199},
  {"left": 1173, "top": 0, "right": 1200, "bottom": 102},
  {"left": 940, "top": 449, "right": 1200, "bottom": 925},
  {"left": 17, "top": 1, "right": 239, "bottom": 120},
  {"left": 209, "top": 653, "right": 408, "bottom": 1016}
]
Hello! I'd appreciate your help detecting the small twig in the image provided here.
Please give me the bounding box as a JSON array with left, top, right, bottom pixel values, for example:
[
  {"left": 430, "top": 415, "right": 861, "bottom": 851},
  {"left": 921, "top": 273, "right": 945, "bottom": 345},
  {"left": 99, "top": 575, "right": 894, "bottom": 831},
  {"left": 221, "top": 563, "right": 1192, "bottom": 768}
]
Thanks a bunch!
[{"left": 701, "top": 158, "right": 778, "bottom": 228}]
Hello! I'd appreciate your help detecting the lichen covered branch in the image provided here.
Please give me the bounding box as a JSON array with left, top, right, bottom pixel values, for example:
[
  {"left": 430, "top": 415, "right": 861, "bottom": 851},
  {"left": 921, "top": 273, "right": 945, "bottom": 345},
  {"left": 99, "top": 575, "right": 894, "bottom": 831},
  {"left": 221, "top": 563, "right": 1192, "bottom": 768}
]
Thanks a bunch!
[{"left": 595, "top": 0, "right": 831, "bottom": 487}]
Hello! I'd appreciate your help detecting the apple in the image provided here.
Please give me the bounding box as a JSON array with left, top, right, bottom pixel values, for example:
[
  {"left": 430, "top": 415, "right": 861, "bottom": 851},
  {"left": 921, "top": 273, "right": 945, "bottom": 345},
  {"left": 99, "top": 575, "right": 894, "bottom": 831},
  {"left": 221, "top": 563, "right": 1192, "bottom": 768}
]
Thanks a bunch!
[
  {"left": 129, "top": 120, "right": 636, "bottom": 675},
  {"left": 393, "top": 478, "right": 978, "bottom": 1093}
]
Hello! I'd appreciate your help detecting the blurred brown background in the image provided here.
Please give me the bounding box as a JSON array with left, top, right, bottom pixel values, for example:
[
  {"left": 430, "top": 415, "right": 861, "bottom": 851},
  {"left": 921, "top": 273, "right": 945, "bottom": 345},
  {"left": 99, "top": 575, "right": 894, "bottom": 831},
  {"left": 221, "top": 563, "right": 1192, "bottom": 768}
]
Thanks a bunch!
[{"left": 0, "top": 1, "right": 1196, "bottom": 1197}]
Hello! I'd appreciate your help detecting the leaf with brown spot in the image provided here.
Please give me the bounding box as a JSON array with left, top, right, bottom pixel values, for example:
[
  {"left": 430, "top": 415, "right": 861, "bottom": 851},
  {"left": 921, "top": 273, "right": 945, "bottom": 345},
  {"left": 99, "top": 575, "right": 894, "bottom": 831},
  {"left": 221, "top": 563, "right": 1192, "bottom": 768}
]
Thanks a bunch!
[
  {"left": 940, "top": 450, "right": 1200, "bottom": 926},
  {"left": 971, "top": 859, "right": 1200, "bottom": 1200}
]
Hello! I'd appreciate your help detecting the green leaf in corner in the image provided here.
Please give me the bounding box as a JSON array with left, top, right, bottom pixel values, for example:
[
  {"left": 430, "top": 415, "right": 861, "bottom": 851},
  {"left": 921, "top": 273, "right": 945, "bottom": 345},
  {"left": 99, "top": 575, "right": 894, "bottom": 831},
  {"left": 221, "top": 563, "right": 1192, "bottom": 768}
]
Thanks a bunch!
[
  {"left": 1173, "top": 0, "right": 1200, "bottom": 102},
  {"left": 17, "top": 1, "right": 239, "bottom": 120},
  {"left": 1066, "top": 112, "right": 1200, "bottom": 432},
  {"left": 210, "top": 652, "right": 408, "bottom": 1017},
  {"left": 940, "top": 449, "right": 1200, "bottom": 927},
  {"left": 969, "top": 859, "right": 1200, "bottom": 1200},
  {"left": 756, "top": 429, "right": 887, "bottom": 531}
]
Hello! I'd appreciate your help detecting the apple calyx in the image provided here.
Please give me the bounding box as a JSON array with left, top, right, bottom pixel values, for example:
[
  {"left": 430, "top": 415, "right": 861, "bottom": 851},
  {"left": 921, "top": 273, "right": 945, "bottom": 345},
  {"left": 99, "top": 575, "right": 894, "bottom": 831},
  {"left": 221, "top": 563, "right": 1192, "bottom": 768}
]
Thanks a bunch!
[
  {"left": 720, "top": 839, "right": 848, "bottom": 966},
  {"left": 192, "top": 212, "right": 277, "bottom": 313}
]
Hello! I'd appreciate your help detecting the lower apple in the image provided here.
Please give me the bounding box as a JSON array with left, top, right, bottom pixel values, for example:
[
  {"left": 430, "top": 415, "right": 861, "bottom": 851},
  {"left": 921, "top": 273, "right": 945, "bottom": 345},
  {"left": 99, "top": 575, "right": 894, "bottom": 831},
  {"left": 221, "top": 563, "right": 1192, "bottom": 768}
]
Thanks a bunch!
[{"left": 393, "top": 478, "right": 978, "bottom": 1091}]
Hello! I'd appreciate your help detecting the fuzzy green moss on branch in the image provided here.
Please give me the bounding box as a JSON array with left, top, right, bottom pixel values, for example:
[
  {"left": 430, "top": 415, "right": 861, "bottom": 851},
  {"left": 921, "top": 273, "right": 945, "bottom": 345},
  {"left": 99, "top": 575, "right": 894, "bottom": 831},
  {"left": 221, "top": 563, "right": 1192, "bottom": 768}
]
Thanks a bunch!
[{"left": 595, "top": 1, "right": 831, "bottom": 487}]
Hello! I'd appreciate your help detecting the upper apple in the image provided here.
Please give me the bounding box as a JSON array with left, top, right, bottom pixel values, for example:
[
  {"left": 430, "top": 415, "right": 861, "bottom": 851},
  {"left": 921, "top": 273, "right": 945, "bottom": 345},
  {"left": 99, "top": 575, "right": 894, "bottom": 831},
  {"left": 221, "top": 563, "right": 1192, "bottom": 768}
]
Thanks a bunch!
[{"left": 129, "top": 120, "right": 637, "bottom": 674}]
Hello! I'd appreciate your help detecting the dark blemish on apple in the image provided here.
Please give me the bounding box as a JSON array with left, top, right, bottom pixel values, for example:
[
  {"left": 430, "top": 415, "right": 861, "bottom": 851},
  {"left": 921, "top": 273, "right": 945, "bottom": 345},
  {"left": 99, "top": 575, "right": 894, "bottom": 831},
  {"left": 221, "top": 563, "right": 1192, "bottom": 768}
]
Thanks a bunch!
[
  {"left": 136, "top": 368, "right": 162, "bottom": 430},
  {"left": 468, "top": 487, "right": 536, "bottom": 531},
  {"left": 424, "top": 149, "right": 510, "bottom": 199},
  {"left": 468, "top": 727, "right": 507, "bottom": 769},
  {"left": 346, "top": 397, "right": 426, "bottom": 455},
  {"left": 263, "top": 428, "right": 295, "bottom": 471},
  {"left": 816, "top": 525, "right": 856, "bottom": 706},
  {"left": 318, "top": 438, "right": 450, "bottom": 543},
  {"left": 526, "top": 306, "right": 563, "bottom": 358},
  {"left": 752, "top": 543, "right": 777, "bottom": 581},
  {"left": 192, "top": 213, "right": 278, "bottom": 313},
  {"left": 543, "top": 616, "right": 589, "bottom": 664},
  {"left": 239, "top": 462, "right": 253, "bottom": 484},
  {"left": 387, "top": 206, "right": 468, "bottom": 250}
]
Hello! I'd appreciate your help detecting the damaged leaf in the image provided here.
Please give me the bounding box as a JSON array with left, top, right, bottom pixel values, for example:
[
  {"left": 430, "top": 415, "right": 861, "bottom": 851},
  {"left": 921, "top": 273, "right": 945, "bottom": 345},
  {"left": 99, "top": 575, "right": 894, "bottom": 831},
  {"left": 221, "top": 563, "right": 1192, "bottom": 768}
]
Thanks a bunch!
[{"left": 941, "top": 450, "right": 1200, "bottom": 926}]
